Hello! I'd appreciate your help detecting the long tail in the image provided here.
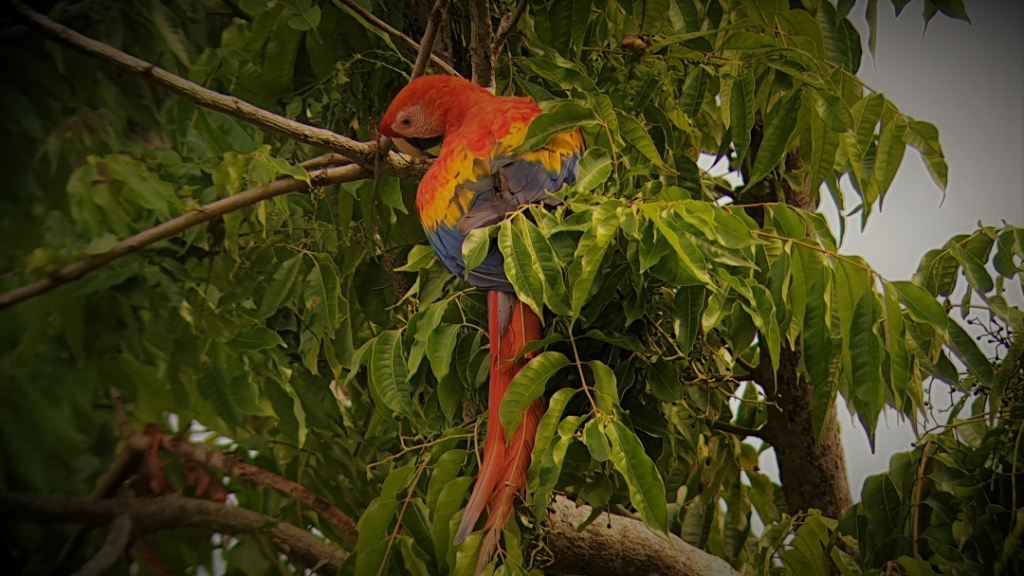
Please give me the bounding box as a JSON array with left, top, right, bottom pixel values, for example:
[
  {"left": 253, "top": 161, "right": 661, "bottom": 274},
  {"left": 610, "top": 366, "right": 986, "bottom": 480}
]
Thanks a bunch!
[{"left": 454, "top": 291, "right": 545, "bottom": 574}]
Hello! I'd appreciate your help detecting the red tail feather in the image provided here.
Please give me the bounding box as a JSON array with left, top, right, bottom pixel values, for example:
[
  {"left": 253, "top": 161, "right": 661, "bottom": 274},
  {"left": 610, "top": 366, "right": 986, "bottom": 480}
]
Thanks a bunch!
[{"left": 455, "top": 291, "right": 544, "bottom": 574}]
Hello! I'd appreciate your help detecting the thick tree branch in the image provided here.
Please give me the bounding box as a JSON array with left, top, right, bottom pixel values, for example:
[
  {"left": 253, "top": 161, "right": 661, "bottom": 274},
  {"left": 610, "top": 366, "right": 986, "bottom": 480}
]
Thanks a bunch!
[
  {"left": 8, "top": 0, "right": 425, "bottom": 173},
  {"left": 157, "top": 434, "right": 358, "bottom": 541},
  {"left": 468, "top": 0, "right": 494, "bottom": 88},
  {"left": 0, "top": 494, "right": 347, "bottom": 575},
  {"left": 491, "top": 0, "right": 528, "bottom": 60},
  {"left": 0, "top": 165, "right": 364, "bottom": 311},
  {"left": 332, "top": 0, "right": 459, "bottom": 77},
  {"left": 73, "top": 514, "right": 131, "bottom": 576},
  {"left": 544, "top": 495, "right": 741, "bottom": 576},
  {"left": 410, "top": 0, "right": 453, "bottom": 80}
]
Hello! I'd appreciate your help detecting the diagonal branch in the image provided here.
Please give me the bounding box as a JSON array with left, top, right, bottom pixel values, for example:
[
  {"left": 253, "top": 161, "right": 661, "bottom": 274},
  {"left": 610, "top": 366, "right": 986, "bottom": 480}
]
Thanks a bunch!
[
  {"left": 0, "top": 164, "right": 364, "bottom": 311},
  {"left": 410, "top": 0, "right": 453, "bottom": 80},
  {"left": 468, "top": 0, "right": 494, "bottom": 88},
  {"left": 544, "top": 495, "right": 741, "bottom": 576},
  {"left": 7, "top": 0, "right": 423, "bottom": 174},
  {"left": 74, "top": 514, "right": 131, "bottom": 576},
  {"left": 158, "top": 434, "right": 358, "bottom": 541},
  {"left": 332, "top": 0, "right": 459, "bottom": 77},
  {"left": 491, "top": 0, "right": 528, "bottom": 60},
  {"left": 0, "top": 494, "right": 347, "bottom": 575}
]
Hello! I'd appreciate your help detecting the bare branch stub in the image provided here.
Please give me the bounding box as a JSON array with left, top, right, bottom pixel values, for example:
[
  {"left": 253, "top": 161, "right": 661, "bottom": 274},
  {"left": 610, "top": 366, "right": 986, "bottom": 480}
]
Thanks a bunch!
[
  {"left": 410, "top": 0, "right": 454, "bottom": 80},
  {"left": 335, "top": 0, "right": 459, "bottom": 77},
  {"left": 73, "top": 514, "right": 132, "bottom": 576},
  {"left": 491, "top": 0, "right": 529, "bottom": 60}
]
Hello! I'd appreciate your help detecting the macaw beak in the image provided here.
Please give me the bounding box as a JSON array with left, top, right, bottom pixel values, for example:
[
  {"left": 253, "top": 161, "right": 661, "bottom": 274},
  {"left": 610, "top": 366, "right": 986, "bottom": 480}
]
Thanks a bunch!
[{"left": 392, "top": 136, "right": 441, "bottom": 159}]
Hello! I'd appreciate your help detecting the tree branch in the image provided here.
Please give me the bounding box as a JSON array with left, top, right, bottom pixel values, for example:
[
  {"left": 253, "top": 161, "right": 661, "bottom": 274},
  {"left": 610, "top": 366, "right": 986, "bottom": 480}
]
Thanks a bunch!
[
  {"left": 332, "top": 0, "right": 459, "bottom": 77},
  {"left": 710, "top": 420, "right": 765, "bottom": 440},
  {"left": 468, "top": 0, "right": 494, "bottom": 88},
  {"left": 491, "top": 0, "right": 528, "bottom": 60},
  {"left": 0, "top": 164, "right": 364, "bottom": 311},
  {"left": 0, "top": 494, "right": 347, "bottom": 575},
  {"left": 8, "top": 0, "right": 424, "bottom": 173},
  {"left": 544, "top": 495, "right": 741, "bottom": 576},
  {"left": 73, "top": 514, "right": 131, "bottom": 576},
  {"left": 158, "top": 434, "right": 358, "bottom": 541},
  {"left": 410, "top": 0, "right": 453, "bottom": 80}
]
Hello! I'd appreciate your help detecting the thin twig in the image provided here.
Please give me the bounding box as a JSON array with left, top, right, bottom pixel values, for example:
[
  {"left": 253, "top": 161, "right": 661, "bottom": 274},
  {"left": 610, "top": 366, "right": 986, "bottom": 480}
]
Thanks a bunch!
[
  {"left": 410, "top": 0, "right": 453, "bottom": 80},
  {"left": 8, "top": 0, "right": 419, "bottom": 170},
  {"left": 468, "top": 0, "right": 494, "bottom": 88},
  {"left": 0, "top": 165, "right": 364, "bottom": 311},
  {"left": 297, "top": 152, "right": 352, "bottom": 171},
  {"left": 0, "top": 494, "right": 347, "bottom": 575},
  {"left": 332, "top": 0, "right": 459, "bottom": 77},
  {"left": 491, "top": 0, "right": 528, "bottom": 60},
  {"left": 911, "top": 441, "right": 935, "bottom": 557},
  {"left": 72, "top": 514, "right": 131, "bottom": 576},
  {"left": 710, "top": 420, "right": 765, "bottom": 439},
  {"left": 158, "top": 434, "right": 359, "bottom": 540}
]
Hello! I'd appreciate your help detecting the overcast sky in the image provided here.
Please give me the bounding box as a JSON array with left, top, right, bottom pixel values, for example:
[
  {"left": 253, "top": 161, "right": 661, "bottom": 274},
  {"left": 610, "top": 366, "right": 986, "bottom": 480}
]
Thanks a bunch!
[{"left": 755, "top": 1, "right": 1024, "bottom": 499}]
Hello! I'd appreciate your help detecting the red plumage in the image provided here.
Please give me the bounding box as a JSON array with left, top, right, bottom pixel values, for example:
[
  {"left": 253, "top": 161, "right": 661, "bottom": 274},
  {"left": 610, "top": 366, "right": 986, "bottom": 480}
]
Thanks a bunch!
[{"left": 380, "top": 75, "right": 582, "bottom": 574}]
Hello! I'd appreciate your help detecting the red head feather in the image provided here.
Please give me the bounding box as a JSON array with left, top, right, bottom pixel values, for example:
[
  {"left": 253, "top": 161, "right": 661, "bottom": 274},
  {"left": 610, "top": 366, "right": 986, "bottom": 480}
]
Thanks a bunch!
[{"left": 379, "top": 76, "right": 495, "bottom": 139}]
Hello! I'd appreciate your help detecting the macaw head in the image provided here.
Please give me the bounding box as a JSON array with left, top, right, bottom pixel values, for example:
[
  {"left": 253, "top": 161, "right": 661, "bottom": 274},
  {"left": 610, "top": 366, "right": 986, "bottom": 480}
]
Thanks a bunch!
[{"left": 379, "top": 75, "right": 492, "bottom": 156}]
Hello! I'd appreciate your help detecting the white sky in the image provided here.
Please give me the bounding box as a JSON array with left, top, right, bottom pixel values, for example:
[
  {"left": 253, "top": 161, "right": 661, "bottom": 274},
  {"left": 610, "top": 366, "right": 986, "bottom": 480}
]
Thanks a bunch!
[{"left": 773, "top": 1, "right": 1024, "bottom": 500}]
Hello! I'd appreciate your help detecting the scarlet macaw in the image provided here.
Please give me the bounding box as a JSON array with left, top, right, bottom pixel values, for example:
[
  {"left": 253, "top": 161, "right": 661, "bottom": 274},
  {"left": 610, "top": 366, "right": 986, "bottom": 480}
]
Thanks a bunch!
[{"left": 380, "top": 75, "right": 583, "bottom": 572}]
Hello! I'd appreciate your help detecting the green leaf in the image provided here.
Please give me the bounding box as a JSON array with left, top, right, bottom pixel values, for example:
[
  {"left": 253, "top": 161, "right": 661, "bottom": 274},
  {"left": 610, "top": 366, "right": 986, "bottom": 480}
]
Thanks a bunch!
[
  {"left": 230, "top": 326, "right": 286, "bottom": 353},
  {"left": 369, "top": 330, "right": 412, "bottom": 416},
  {"left": 527, "top": 387, "right": 578, "bottom": 487},
  {"left": 573, "top": 147, "right": 613, "bottom": 192},
  {"left": 514, "top": 102, "right": 598, "bottom": 153},
  {"left": 673, "top": 285, "right": 707, "bottom": 355},
  {"left": 257, "top": 255, "right": 304, "bottom": 318},
  {"left": 499, "top": 351, "right": 571, "bottom": 440},
  {"left": 304, "top": 253, "right": 341, "bottom": 331},
  {"left": 604, "top": 419, "right": 668, "bottom": 534},
  {"left": 891, "top": 281, "right": 948, "bottom": 328},
  {"left": 567, "top": 201, "right": 622, "bottom": 317},
  {"left": 950, "top": 241, "right": 994, "bottom": 294},
  {"left": 945, "top": 318, "right": 994, "bottom": 386},
  {"left": 903, "top": 119, "right": 948, "bottom": 191},
  {"left": 589, "top": 360, "right": 618, "bottom": 412},
  {"left": 731, "top": 67, "right": 756, "bottom": 159},
  {"left": 617, "top": 113, "right": 669, "bottom": 169},
  {"left": 427, "top": 324, "right": 460, "bottom": 382},
  {"left": 499, "top": 216, "right": 547, "bottom": 316},
  {"left": 680, "top": 66, "right": 709, "bottom": 119},
  {"left": 151, "top": 0, "right": 192, "bottom": 68},
  {"left": 803, "top": 275, "right": 833, "bottom": 388},
  {"left": 747, "top": 91, "right": 802, "bottom": 188},
  {"left": 849, "top": 291, "right": 884, "bottom": 444},
  {"left": 397, "top": 245, "right": 435, "bottom": 272}
]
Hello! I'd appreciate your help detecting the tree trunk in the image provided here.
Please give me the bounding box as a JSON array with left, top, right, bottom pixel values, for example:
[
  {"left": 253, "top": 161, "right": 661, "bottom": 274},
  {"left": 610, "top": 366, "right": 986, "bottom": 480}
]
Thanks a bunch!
[{"left": 741, "top": 131, "right": 854, "bottom": 519}]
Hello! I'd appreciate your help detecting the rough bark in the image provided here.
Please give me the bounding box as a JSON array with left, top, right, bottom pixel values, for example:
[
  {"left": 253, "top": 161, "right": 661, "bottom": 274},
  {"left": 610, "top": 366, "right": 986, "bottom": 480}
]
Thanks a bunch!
[
  {"left": 759, "top": 347, "right": 852, "bottom": 518},
  {"left": 0, "top": 494, "right": 348, "bottom": 575},
  {"left": 740, "top": 123, "right": 853, "bottom": 519},
  {"left": 410, "top": 0, "right": 453, "bottom": 66},
  {"left": 544, "top": 496, "right": 741, "bottom": 576}
]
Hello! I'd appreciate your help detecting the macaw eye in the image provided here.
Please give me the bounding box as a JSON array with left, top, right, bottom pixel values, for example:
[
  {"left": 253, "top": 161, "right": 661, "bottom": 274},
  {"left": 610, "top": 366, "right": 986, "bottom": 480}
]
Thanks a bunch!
[{"left": 400, "top": 118, "right": 412, "bottom": 126}]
